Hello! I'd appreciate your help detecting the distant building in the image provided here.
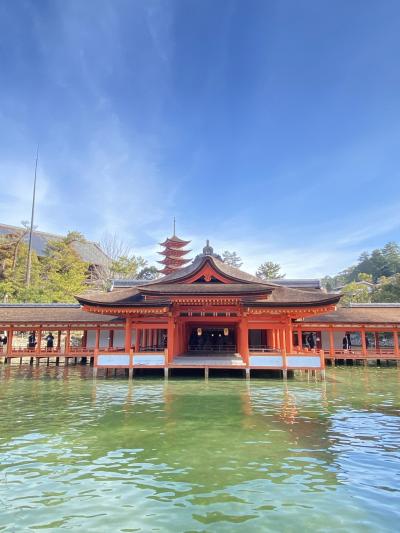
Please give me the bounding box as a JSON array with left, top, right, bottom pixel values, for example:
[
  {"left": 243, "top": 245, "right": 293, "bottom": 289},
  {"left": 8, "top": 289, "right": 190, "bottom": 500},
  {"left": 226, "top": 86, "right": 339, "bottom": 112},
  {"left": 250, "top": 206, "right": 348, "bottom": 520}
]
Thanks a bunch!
[
  {"left": 332, "top": 280, "right": 376, "bottom": 294},
  {"left": 0, "top": 223, "right": 110, "bottom": 274}
]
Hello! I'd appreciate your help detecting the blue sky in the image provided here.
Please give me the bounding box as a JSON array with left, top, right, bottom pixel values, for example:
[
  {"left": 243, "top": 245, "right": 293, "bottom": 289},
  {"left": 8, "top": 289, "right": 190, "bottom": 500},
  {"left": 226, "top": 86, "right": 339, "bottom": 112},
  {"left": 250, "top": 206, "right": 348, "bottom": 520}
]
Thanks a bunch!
[{"left": 1, "top": 0, "right": 400, "bottom": 277}]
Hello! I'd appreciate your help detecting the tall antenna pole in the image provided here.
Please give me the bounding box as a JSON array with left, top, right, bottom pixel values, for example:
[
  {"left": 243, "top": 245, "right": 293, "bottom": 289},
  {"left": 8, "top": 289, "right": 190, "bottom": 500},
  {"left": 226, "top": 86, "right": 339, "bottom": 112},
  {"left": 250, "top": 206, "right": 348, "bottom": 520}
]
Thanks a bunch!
[{"left": 25, "top": 145, "right": 39, "bottom": 288}]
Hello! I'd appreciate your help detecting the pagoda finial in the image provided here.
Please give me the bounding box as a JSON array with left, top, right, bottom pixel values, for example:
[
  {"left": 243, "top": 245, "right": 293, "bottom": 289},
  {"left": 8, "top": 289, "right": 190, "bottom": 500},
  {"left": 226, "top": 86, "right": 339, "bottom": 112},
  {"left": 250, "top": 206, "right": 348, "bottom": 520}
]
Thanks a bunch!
[{"left": 173, "top": 216, "right": 176, "bottom": 236}]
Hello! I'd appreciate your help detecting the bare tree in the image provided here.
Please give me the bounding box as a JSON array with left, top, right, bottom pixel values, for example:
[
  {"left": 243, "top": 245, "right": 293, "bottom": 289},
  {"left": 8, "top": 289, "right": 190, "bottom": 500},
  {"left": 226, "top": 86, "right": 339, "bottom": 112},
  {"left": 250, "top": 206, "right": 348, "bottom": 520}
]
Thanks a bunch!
[
  {"left": 100, "top": 232, "right": 132, "bottom": 261},
  {"left": 93, "top": 232, "right": 150, "bottom": 290}
]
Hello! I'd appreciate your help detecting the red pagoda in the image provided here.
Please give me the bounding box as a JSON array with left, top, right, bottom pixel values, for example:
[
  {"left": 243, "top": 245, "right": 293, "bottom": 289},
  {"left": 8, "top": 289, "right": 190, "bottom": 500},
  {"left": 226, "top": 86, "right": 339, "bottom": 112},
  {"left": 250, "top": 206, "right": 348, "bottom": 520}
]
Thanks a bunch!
[{"left": 157, "top": 220, "right": 191, "bottom": 275}]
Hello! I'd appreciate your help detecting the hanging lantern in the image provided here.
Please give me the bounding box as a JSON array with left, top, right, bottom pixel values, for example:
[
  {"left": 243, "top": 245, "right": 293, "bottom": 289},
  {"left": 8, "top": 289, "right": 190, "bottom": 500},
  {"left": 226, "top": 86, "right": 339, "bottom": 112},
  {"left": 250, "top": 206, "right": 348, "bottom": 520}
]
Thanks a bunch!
[
  {"left": 197, "top": 328, "right": 202, "bottom": 336},
  {"left": 224, "top": 328, "right": 229, "bottom": 336}
]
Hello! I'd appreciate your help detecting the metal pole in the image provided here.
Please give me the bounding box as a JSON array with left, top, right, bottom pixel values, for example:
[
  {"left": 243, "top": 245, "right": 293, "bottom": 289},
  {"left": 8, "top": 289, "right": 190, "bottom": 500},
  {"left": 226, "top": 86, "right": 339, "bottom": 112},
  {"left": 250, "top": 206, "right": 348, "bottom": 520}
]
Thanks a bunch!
[{"left": 25, "top": 145, "right": 39, "bottom": 288}]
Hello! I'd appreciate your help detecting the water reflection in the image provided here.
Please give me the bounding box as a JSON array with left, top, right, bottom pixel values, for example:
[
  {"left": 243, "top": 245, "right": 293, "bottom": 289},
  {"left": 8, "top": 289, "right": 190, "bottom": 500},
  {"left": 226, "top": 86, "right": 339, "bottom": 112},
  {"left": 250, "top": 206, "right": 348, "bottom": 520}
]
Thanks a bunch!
[{"left": 0, "top": 366, "right": 399, "bottom": 531}]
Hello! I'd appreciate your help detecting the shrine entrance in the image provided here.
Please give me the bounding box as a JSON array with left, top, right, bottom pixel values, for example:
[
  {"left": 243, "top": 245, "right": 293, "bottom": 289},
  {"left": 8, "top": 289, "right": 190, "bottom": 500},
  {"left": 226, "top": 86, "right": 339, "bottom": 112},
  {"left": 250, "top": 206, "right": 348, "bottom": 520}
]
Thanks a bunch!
[{"left": 188, "top": 327, "right": 236, "bottom": 353}]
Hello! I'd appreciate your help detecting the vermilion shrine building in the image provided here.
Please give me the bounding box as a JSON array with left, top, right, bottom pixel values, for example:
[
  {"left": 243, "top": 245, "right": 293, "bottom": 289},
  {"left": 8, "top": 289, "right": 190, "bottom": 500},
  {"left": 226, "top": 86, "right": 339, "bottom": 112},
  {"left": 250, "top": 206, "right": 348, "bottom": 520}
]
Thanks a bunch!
[{"left": 1, "top": 235, "right": 400, "bottom": 378}]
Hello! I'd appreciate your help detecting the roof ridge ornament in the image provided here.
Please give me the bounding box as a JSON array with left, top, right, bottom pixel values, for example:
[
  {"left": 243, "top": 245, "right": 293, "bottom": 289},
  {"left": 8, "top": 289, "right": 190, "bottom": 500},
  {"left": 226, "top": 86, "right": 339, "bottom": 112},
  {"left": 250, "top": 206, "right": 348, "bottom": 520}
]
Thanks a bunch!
[{"left": 203, "top": 239, "right": 214, "bottom": 256}]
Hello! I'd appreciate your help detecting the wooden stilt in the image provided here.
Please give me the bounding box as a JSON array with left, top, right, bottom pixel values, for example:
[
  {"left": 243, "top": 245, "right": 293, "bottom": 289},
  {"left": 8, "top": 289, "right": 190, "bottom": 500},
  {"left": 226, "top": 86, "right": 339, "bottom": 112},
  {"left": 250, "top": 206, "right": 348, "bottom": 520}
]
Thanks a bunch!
[
  {"left": 164, "top": 367, "right": 169, "bottom": 379},
  {"left": 128, "top": 368, "right": 134, "bottom": 379},
  {"left": 245, "top": 368, "right": 250, "bottom": 380},
  {"left": 204, "top": 367, "right": 209, "bottom": 380}
]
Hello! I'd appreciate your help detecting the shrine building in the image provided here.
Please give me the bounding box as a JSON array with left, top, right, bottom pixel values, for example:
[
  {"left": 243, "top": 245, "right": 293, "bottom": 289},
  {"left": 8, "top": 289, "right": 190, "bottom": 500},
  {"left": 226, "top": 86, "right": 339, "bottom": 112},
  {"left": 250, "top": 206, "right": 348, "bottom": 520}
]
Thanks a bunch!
[{"left": 1, "top": 233, "right": 400, "bottom": 379}]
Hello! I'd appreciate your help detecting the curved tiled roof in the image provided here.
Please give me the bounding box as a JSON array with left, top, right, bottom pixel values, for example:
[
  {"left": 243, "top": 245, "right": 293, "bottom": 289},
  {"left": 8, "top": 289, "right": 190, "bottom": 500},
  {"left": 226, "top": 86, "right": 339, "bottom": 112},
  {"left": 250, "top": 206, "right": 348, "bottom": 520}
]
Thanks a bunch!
[
  {"left": 0, "top": 304, "right": 121, "bottom": 324},
  {"left": 249, "top": 285, "right": 340, "bottom": 307},
  {"left": 75, "top": 250, "right": 340, "bottom": 308},
  {"left": 139, "top": 283, "right": 273, "bottom": 296},
  {"left": 303, "top": 305, "right": 400, "bottom": 324}
]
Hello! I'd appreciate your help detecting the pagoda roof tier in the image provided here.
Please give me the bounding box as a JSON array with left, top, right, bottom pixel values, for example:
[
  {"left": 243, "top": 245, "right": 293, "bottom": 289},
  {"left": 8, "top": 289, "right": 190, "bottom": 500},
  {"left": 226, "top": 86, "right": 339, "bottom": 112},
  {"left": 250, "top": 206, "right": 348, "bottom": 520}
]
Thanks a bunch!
[
  {"left": 159, "top": 235, "right": 191, "bottom": 247},
  {"left": 157, "top": 257, "right": 191, "bottom": 266},
  {"left": 158, "top": 248, "right": 191, "bottom": 257}
]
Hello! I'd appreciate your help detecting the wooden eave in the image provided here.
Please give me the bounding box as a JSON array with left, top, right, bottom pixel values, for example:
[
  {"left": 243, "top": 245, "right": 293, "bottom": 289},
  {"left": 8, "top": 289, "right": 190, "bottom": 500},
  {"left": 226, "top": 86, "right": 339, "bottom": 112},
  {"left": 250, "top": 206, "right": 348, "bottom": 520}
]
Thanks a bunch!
[
  {"left": 247, "top": 296, "right": 341, "bottom": 308},
  {"left": 82, "top": 304, "right": 169, "bottom": 315},
  {"left": 247, "top": 303, "right": 338, "bottom": 317}
]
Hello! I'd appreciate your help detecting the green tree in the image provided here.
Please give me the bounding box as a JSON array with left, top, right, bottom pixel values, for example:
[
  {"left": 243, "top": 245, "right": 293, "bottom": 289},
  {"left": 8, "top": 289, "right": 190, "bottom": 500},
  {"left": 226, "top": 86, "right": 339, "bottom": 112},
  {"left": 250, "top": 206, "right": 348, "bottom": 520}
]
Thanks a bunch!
[
  {"left": 371, "top": 274, "right": 400, "bottom": 302},
  {"left": 37, "top": 237, "right": 89, "bottom": 302},
  {"left": 357, "top": 272, "right": 373, "bottom": 282},
  {"left": 222, "top": 250, "right": 243, "bottom": 268},
  {"left": 256, "top": 261, "right": 285, "bottom": 280},
  {"left": 0, "top": 240, "right": 41, "bottom": 302}
]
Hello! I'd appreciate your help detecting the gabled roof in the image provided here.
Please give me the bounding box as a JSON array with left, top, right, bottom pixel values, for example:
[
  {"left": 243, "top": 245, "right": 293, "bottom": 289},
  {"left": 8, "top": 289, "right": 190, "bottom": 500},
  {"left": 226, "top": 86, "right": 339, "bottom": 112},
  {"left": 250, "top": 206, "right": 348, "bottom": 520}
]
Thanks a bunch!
[
  {"left": 148, "top": 253, "right": 275, "bottom": 285},
  {"left": 76, "top": 250, "right": 341, "bottom": 309}
]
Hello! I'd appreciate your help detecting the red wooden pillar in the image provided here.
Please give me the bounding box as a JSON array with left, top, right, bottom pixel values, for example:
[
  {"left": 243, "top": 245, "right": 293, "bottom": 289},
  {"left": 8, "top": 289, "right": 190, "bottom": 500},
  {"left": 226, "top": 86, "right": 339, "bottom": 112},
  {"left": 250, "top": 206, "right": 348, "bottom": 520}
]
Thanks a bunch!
[
  {"left": 124, "top": 318, "right": 131, "bottom": 353},
  {"left": 65, "top": 328, "right": 71, "bottom": 354},
  {"left": 277, "top": 328, "right": 281, "bottom": 349},
  {"left": 361, "top": 328, "right": 367, "bottom": 356},
  {"left": 279, "top": 327, "right": 287, "bottom": 372},
  {"left": 178, "top": 322, "right": 182, "bottom": 355},
  {"left": 271, "top": 329, "right": 276, "bottom": 349},
  {"left": 286, "top": 322, "right": 293, "bottom": 353},
  {"left": 297, "top": 325, "right": 302, "bottom": 350},
  {"left": 279, "top": 327, "right": 286, "bottom": 352},
  {"left": 238, "top": 317, "right": 249, "bottom": 364},
  {"left": 135, "top": 328, "right": 141, "bottom": 352},
  {"left": 7, "top": 327, "right": 13, "bottom": 356},
  {"left": 329, "top": 327, "right": 335, "bottom": 357},
  {"left": 57, "top": 330, "right": 62, "bottom": 350},
  {"left": 95, "top": 326, "right": 100, "bottom": 351},
  {"left": 167, "top": 316, "right": 174, "bottom": 363},
  {"left": 394, "top": 329, "right": 399, "bottom": 358},
  {"left": 36, "top": 327, "right": 42, "bottom": 354}
]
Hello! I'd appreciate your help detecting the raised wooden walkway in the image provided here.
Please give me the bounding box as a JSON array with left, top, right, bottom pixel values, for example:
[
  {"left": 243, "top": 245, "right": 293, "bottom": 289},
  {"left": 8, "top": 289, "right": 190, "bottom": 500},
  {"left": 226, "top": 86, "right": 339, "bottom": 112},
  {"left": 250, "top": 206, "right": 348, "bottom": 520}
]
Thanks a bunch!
[{"left": 1, "top": 347, "right": 399, "bottom": 380}]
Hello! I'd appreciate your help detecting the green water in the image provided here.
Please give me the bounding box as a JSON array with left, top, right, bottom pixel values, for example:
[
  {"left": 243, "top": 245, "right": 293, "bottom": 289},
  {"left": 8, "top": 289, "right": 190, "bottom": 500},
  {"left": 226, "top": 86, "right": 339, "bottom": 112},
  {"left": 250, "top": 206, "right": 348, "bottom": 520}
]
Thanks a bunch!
[{"left": 0, "top": 367, "right": 399, "bottom": 532}]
